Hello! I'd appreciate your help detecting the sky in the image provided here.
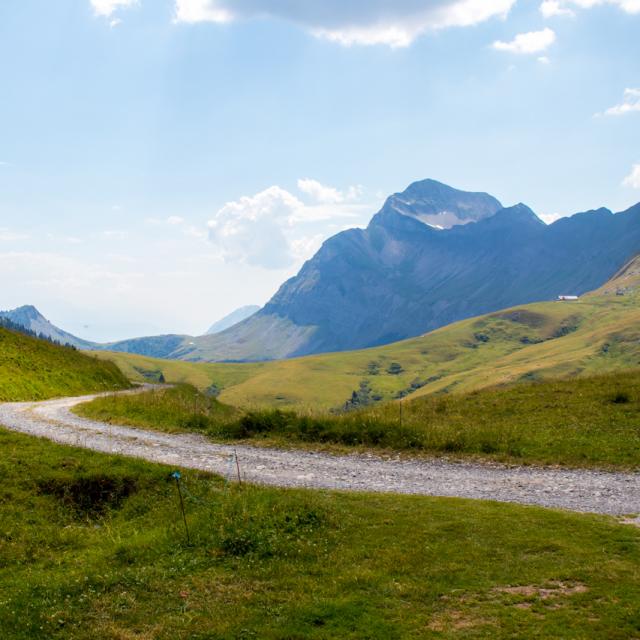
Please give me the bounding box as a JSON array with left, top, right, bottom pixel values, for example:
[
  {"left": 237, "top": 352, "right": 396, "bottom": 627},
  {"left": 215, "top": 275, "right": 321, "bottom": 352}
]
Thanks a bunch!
[{"left": 0, "top": 0, "right": 639, "bottom": 341}]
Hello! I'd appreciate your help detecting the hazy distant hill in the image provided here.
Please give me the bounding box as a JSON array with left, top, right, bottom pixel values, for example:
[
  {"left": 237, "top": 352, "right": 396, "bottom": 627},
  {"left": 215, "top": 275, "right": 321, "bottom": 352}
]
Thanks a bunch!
[
  {"left": 206, "top": 306, "right": 260, "bottom": 335},
  {"left": 0, "top": 305, "right": 95, "bottom": 350}
]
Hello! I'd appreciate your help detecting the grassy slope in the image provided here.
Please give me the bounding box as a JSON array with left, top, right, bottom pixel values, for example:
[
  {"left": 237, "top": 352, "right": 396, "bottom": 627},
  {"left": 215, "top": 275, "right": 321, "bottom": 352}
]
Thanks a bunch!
[
  {"left": 77, "top": 371, "right": 640, "bottom": 469},
  {"left": 2, "top": 427, "right": 640, "bottom": 639},
  {"left": 93, "top": 260, "right": 640, "bottom": 411},
  {"left": 0, "top": 327, "right": 131, "bottom": 401}
]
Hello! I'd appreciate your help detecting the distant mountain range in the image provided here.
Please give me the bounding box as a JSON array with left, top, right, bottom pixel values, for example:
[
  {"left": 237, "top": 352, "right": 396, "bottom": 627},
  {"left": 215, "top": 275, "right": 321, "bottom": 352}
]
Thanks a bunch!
[
  {"left": 0, "top": 306, "right": 94, "bottom": 350},
  {"left": 4, "top": 179, "right": 640, "bottom": 362},
  {"left": 206, "top": 306, "right": 260, "bottom": 335}
]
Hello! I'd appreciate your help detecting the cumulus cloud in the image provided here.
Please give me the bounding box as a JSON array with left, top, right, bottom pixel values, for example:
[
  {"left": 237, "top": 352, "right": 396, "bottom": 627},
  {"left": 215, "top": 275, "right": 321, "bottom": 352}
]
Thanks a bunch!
[
  {"left": 91, "top": 0, "right": 138, "bottom": 17},
  {"left": 207, "top": 180, "right": 371, "bottom": 269},
  {"left": 601, "top": 88, "right": 640, "bottom": 117},
  {"left": 297, "top": 178, "right": 345, "bottom": 204},
  {"left": 174, "top": 0, "right": 517, "bottom": 48},
  {"left": 540, "top": 0, "right": 576, "bottom": 16},
  {"left": 493, "top": 28, "right": 556, "bottom": 54},
  {"left": 208, "top": 186, "right": 303, "bottom": 269},
  {"left": 623, "top": 164, "right": 640, "bottom": 189}
]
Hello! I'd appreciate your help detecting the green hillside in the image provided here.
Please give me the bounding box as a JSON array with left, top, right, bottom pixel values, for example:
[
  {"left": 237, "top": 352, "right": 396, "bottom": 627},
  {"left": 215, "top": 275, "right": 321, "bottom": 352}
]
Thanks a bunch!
[
  {"left": 0, "top": 326, "right": 131, "bottom": 401},
  {"left": 2, "top": 427, "right": 640, "bottom": 639},
  {"left": 94, "top": 256, "right": 640, "bottom": 411}
]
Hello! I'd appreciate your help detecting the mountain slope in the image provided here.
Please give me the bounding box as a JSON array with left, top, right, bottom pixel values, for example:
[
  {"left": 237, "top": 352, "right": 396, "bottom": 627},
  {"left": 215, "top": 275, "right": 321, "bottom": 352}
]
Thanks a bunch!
[
  {"left": 0, "top": 325, "right": 130, "bottom": 401},
  {"left": 206, "top": 305, "right": 260, "bottom": 335},
  {"left": 95, "top": 257, "right": 640, "bottom": 410},
  {"left": 149, "top": 180, "right": 640, "bottom": 362},
  {"left": 10, "top": 180, "right": 640, "bottom": 364},
  {"left": 0, "top": 306, "right": 95, "bottom": 349}
]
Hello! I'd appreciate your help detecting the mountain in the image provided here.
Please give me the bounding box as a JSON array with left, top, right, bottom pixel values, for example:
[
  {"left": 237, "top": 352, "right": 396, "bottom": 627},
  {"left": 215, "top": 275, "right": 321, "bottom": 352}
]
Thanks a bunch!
[
  {"left": 13, "top": 179, "right": 640, "bottom": 364},
  {"left": 0, "top": 305, "right": 95, "bottom": 349},
  {"left": 206, "top": 306, "right": 260, "bottom": 335},
  {"left": 156, "top": 179, "right": 640, "bottom": 362},
  {"left": 96, "top": 254, "right": 640, "bottom": 410}
]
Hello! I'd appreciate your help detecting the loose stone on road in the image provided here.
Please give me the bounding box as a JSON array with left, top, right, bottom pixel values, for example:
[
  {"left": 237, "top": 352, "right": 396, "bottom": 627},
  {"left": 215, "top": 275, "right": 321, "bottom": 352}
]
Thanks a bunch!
[{"left": 1, "top": 390, "right": 639, "bottom": 518}]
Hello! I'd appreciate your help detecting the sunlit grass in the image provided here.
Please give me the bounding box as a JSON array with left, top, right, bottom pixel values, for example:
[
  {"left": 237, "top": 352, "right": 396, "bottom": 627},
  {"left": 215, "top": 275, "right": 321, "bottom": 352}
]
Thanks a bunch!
[
  {"left": 0, "top": 327, "right": 130, "bottom": 401},
  {"left": 77, "top": 370, "right": 640, "bottom": 469},
  {"left": 1, "top": 427, "right": 639, "bottom": 639}
]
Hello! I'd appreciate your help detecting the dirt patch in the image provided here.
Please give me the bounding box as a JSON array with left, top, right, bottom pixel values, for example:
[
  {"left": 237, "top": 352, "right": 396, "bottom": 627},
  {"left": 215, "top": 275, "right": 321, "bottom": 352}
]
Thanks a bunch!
[
  {"left": 494, "top": 581, "right": 588, "bottom": 600},
  {"left": 427, "top": 610, "right": 491, "bottom": 632}
]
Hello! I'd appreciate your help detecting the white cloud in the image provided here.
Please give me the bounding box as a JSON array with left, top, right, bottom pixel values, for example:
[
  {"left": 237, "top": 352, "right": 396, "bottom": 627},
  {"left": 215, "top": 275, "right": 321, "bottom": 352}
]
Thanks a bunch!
[
  {"left": 602, "top": 88, "right": 640, "bottom": 117},
  {"left": 538, "top": 212, "right": 567, "bottom": 224},
  {"left": 166, "top": 215, "right": 185, "bottom": 225},
  {"left": 493, "top": 28, "right": 556, "bottom": 54},
  {"left": 207, "top": 180, "right": 372, "bottom": 269},
  {"left": 538, "top": 55, "right": 551, "bottom": 64},
  {"left": 297, "top": 178, "right": 346, "bottom": 204},
  {"left": 540, "top": 0, "right": 576, "bottom": 16},
  {"left": 174, "top": 0, "right": 517, "bottom": 48},
  {"left": 623, "top": 164, "right": 640, "bottom": 189},
  {"left": 208, "top": 186, "right": 303, "bottom": 269},
  {"left": 91, "top": 0, "right": 138, "bottom": 17},
  {"left": 542, "top": 0, "right": 640, "bottom": 15}
]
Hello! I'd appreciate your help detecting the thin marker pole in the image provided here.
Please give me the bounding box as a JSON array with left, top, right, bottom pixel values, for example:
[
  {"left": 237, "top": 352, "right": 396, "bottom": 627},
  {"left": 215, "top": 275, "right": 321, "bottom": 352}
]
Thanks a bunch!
[
  {"left": 234, "top": 449, "right": 242, "bottom": 485},
  {"left": 171, "top": 471, "right": 190, "bottom": 544}
]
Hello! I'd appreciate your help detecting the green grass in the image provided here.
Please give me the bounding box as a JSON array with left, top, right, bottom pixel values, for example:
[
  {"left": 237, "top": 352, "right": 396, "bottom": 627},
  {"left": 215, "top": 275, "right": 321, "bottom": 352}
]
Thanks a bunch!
[
  {"left": 75, "top": 384, "right": 239, "bottom": 434},
  {"left": 76, "top": 371, "right": 640, "bottom": 470},
  {"left": 93, "top": 265, "right": 640, "bottom": 411},
  {"left": 1, "top": 427, "right": 640, "bottom": 639},
  {"left": 0, "top": 327, "right": 131, "bottom": 401}
]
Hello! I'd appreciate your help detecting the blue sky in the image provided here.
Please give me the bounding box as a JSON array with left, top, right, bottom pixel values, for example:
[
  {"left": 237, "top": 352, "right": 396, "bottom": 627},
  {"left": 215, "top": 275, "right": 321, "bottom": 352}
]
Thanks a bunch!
[{"left": 0, "top": 0, "right": 638, "bottom": 340}]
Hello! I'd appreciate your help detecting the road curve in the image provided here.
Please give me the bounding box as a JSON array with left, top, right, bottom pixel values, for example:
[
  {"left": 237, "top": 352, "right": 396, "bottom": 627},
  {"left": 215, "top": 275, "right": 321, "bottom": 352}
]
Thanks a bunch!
[{"left": 1, "top": 390, "right": 639, "bottom": 517}]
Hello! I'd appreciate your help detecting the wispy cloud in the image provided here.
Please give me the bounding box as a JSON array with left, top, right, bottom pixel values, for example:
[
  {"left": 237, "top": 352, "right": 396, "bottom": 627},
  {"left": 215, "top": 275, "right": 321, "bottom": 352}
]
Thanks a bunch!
[
  {"left": 0, "top": 228, "right": 29, "bottom": 242},
  {"left": 174, "top": 0, "right": 517, "bottom": 48},
  {"left": 493, "top": 28, "right": 556, "bottom": 54},
  {"left": 599, "top": 88, "right": 640, "bottom": 117},
  {"left": 90, "top": 0, "right": 137, "bottom": 18},
  {"left": 623, "top": 164, "right": 640, "bottom": 189},
  {"left": 541, "top": 0, "right": 640, "bottom": 16}
]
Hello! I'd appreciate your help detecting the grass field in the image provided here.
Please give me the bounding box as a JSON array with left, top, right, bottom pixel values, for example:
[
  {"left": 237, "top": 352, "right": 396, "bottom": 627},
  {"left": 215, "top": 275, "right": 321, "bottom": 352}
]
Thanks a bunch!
[
  {"left": 1, "top": 427, "right": 640, "bottom": 639},
  {"left": 0, "top": 326, "right": 131, "bottom": 401},
  {"left": 77, "top": 370, "right": 640, "bottom": 470},
  {"left": 92, "top": 259, "right": 640, "bottom": 411}
]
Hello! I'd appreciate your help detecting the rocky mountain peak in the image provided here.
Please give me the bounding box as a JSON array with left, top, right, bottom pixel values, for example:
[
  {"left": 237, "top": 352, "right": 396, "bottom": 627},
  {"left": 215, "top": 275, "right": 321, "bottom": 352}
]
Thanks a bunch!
[{"left": 379, "top": 179, "right": 503, "bottom": 230}]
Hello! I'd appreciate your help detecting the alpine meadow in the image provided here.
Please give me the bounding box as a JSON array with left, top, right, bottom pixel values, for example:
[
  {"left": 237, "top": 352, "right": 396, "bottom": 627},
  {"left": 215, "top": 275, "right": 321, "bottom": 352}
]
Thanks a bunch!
[{"left": 2, "top": 1, "right": 640, "bottom": 638}]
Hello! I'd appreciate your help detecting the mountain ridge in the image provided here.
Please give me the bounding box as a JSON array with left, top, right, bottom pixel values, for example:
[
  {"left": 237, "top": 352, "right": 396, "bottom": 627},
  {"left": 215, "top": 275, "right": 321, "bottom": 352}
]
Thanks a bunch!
[{"left": 5, "top": 180, "right": 640, "bottom": 363}]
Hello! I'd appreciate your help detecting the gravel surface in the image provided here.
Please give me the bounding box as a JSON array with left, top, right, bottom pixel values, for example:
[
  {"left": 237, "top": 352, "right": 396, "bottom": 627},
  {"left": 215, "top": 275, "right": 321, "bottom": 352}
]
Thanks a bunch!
[{"left": 1, "top": 389, "right": 639, "bottom": 517}]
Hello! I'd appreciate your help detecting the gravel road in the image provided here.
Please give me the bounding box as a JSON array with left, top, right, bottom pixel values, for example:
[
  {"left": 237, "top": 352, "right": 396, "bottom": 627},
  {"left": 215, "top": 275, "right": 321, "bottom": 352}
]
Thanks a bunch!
[{"left": 1, "top": 389, "right": 639, "bottom": 517}]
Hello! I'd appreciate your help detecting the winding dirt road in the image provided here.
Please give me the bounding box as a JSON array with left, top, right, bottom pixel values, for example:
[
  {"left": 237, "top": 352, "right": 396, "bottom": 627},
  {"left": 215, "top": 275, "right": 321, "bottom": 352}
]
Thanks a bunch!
[{"left": 1, "top": 389, "right": 639, "bottom": 518}]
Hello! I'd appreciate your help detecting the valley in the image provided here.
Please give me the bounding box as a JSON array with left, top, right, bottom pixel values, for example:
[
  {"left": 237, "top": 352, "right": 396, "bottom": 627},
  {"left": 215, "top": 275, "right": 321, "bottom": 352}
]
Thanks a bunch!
[{"left": 90, "top": 255, "right": 640, "bottom": 411}]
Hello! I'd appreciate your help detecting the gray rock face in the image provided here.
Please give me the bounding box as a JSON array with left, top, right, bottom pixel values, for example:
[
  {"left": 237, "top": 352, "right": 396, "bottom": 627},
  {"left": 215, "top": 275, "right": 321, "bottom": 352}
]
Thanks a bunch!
[{"left": 229, "top": 186, "right": 640, "bottom": 360}]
